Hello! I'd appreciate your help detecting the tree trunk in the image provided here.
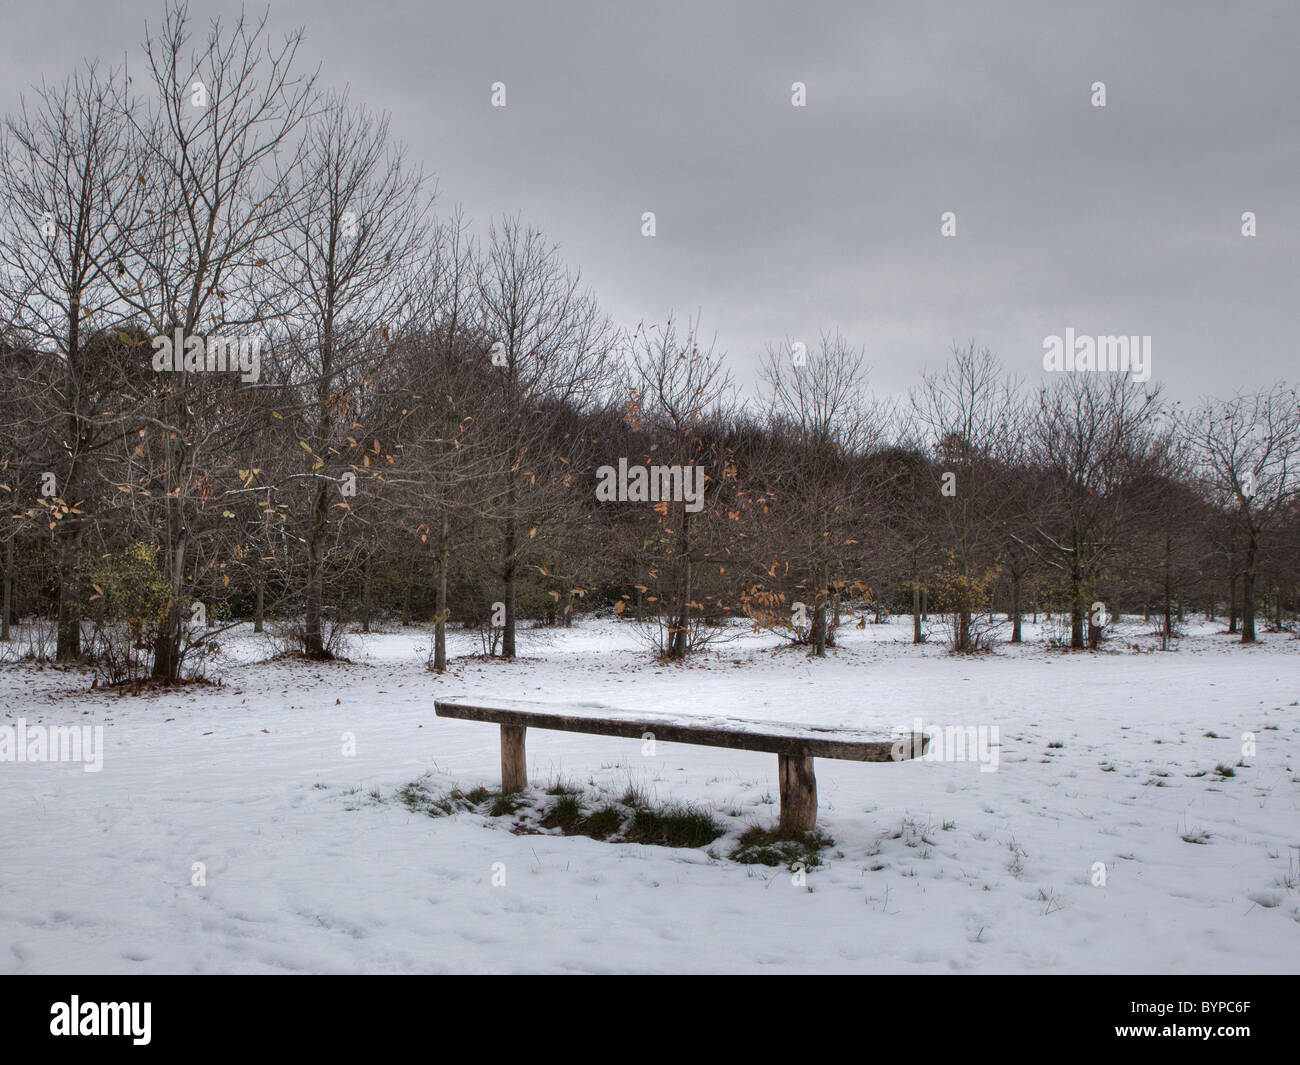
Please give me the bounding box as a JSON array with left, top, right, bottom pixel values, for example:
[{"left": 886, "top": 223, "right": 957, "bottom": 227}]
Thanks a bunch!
[
  {"left": 1241, "top": 536, "right": 1258, "bottom": 643},
  {"left": 152, "top": 527, "right": 188, "bottom": 681},
  {"left": 1010, "top": 573, "right": 1022, "bottom": 644},
  {"left": 829, "top": 585, "right": 840, "bottom": 646},
  {"left": 501, "top": 496, "right": 517, "bottom": 659},
  {"left": 55, "top": 451, "right": 85, "bottom": 662},
  {"left": 434, "top": 512, "right": 449, "bottom": 672},
  {"left": 811, "top": 560, "right": 827, "bottom": 657},
  {"left": 361, "top": 558, "right": 372, "bottom": 634},
  {"left": 303, "top": 478, "right": 327, "bottom": 658},
  {"left": 1070, "top": 568, "right": 1085, "bottom": 650},
  {"left": 56, "top": 537, "right": 82, "bottom": 662},
  {"left": 1, "top": 536, "right": 12, "bottom": 641},
  {"left": 669, "top": 506, "right": 691, "bottom": 659},
  {"left": 670, "top": 557, "right": 691, "bottom": 659},
  {"left": 56, "top": 302, "right": 86, "bottom": 664},
  {"left": 400, "top": 562, "right": 412, "bottom": 626}
]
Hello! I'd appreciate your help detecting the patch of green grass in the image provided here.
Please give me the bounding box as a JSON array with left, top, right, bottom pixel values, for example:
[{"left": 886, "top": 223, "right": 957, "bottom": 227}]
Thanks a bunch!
[
  {"left": 397, "top": 779, "right": 433, "bottom": 810},
  {"left": 432, "top": 789, "right": 479, "bottom": 815},
  {"left": 396, "top": 776, "right": 526, "bottom": 818},
  {"left": 580, "top": 804, "right": 625, "bottom": 840},
  {"left": 1214, "top": 763, "right": 1236, "bottom": 778},
  {"left": 729, "top": 825, "right": 834, "bottom": 869},
  {"left": 623, "top": 803, "right": 725, "bottom": 848},
  {"left": 390, "top": 779, "right": 850, "bottom": 867},
  {"left": 539, "top": 793, "right": 584, "bottom": 832},
  {"left": 488, "top": 792, "right": 529, "bottom": 817},
  {"left": 397, "top": 777, "right": 479, "bottom": 817}
]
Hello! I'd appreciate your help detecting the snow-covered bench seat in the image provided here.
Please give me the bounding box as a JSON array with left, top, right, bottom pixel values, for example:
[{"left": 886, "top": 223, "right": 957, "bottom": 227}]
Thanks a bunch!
[{"left": 433, "top": 697, "right": 928, "bottom": 832}]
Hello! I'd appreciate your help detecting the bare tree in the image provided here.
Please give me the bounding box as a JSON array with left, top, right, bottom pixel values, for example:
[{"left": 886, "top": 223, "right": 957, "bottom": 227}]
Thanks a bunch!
[
  {"left": 476, "top": 215, "right": 614, "bottom": 658},
  {"left": 382, "top": 210, "right": 504, "bottom": 670},
  {"left": 115, "top": 3, "right": 317, "bottom": 680},
  {"left": 0, "top": 62, "right": 149, "bottom": 661},
  {"left": 1184, "top": 384, "right": 1300, "bottom": 642},
  {"left": 622, "top": 313, "right": 734, "bottom": 658},
  {"left": 1026, "top": 373, "right": 1162, "bottom": 649},
  {"left": 911, "top": 343, "right": 1023, "bottom": 652},
  {"left": 267, "top": 91, "right": 430, "bottom": 658},
  {"left": 758, "top": 331, "right": 881, "bottom": 656}
]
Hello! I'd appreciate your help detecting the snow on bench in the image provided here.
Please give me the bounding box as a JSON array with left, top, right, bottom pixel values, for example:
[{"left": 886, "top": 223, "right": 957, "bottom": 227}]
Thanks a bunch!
[{"left": 434, "top": 697, "right": 929, "bottom": 832}]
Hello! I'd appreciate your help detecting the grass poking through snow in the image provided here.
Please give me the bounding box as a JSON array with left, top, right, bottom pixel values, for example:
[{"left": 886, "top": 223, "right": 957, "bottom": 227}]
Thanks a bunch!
[
  {"left": 623, "top": 803, "right": 726, "bottom": 848},
  {"left": 729, "top": 825, "right": 835, "bottom": 869}
]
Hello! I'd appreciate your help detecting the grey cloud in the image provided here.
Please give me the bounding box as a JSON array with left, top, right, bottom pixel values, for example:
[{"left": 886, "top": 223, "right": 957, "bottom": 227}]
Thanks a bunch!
[{"left": 5, "top": 0, "right": 1296, "bottom": 400}]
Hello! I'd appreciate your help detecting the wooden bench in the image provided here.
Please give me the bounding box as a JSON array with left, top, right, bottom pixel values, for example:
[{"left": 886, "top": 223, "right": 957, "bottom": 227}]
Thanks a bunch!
[{"left": 434, "top": 697, "right": 928, "bottom": 832}]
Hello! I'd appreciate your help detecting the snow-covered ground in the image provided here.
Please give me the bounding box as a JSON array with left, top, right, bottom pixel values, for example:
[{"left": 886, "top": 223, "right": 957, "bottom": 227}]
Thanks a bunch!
[{"left": 1, "top": 615, "right": 1298, "bottom": 973}]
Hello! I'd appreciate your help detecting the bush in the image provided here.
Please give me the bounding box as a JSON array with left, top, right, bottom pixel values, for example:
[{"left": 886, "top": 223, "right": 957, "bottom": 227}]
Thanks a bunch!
[
  {"left": 930, "top": 555, "right": 1000, "bottom": 653},
  {"left": 86, "top": 542, "right": 171, "bottom": 683}
]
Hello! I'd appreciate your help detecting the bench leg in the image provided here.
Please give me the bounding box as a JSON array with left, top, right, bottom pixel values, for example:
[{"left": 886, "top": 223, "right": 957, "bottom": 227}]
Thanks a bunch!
[
  {"left": 778, "top": 754, "right": 817, "bottom": 833},
  {"left": 500, "top": 724, "right": 527, "bottom": 794}
]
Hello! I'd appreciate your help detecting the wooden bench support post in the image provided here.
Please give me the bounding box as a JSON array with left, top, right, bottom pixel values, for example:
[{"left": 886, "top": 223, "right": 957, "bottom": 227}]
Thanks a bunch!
[
  {"left": 778, "top": 754, "right": 817, "bottom": 833},
  {"left": 500, "top": 724, "right": 527, "bottom": 794}
]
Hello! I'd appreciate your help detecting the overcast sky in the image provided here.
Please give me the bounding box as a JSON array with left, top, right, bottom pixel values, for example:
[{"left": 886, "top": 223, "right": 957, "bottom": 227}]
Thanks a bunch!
[{"left": 4, "top": 0, "right": 1297, "bottom": 403}]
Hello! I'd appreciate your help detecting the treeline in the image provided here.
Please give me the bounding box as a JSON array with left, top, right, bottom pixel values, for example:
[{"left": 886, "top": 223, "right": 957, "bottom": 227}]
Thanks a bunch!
[{"left": 1, "top": 5, "right": 1298, "bottom": 681}]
